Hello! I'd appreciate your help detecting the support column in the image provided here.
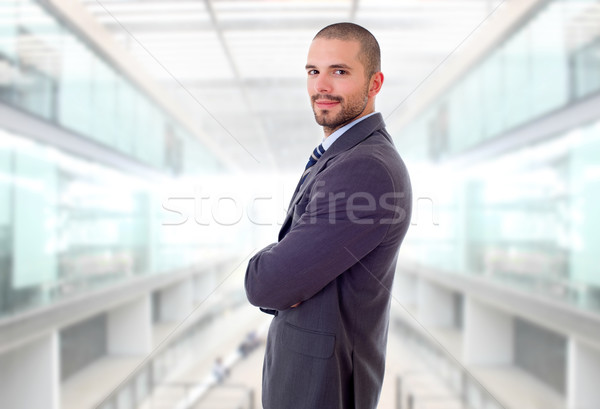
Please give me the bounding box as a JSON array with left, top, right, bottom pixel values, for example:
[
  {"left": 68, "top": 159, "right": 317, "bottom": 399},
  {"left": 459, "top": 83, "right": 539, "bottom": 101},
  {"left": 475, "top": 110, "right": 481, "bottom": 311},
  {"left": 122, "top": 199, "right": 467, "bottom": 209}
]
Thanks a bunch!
[
  {"left": 568, "top": 338, "right": 600, "bottom": 409},
  {"left": 417, "top": 279, "right": 455, "bottom": 327},
  {"left": 194, "top": 268, "right": 218, "bottom": 305},
  {"left": 159, "top": 278, "right": 193, "bottom": 322},
  {"left": 463, "top": 296, "right": 513, "bottom": 365},
  {"left": 0, "top": 332, "right": 59, "bottom": 409},
  {"left": 392, "top": 272, "right": 417, "bottom": 309},
  {"left": 107, "top": 295, "right": 152, "bottom": 355}
]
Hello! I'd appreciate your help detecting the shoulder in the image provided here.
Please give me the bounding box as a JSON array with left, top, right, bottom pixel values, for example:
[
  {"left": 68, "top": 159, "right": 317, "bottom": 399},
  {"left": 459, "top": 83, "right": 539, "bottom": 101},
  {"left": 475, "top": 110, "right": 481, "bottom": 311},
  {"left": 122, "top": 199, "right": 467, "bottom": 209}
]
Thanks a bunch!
[
  {"left": 316, "top": 152, "right": 395, "bottom": 196},
  {"left": 335, "top": 131, "right": 406, "bottom": 174}
]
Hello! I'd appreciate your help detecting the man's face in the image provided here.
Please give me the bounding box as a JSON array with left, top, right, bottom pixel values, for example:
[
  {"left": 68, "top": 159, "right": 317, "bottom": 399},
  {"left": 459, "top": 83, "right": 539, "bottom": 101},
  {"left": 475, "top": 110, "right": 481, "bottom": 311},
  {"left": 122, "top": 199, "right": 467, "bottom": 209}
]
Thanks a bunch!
[{"left": 306, "top": 38, "right": 371, "bottom": 135}]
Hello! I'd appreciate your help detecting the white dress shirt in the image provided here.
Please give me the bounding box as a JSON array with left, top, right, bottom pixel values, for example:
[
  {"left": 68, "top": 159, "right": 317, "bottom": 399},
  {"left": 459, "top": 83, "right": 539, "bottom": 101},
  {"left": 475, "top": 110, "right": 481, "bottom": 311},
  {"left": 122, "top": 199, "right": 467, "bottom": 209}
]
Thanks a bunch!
[{"left": 321, "top": 112, "right": 378, "bottom": 151}]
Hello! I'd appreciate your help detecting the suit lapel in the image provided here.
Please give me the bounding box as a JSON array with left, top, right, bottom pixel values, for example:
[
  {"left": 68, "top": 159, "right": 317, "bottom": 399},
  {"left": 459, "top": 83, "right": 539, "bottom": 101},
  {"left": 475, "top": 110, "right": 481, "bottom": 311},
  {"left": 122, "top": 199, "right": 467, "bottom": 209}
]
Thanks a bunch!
[{"left": 279, "top": 113, "right": 386, "bottom": 237}]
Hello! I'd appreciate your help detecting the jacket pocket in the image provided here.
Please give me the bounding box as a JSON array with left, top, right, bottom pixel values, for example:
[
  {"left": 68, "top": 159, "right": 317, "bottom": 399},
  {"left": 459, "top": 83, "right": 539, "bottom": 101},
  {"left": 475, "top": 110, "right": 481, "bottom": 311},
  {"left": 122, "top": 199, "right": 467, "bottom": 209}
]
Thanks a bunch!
[{"left": 282, "top": 322, "right": 335, "bottom": 359}]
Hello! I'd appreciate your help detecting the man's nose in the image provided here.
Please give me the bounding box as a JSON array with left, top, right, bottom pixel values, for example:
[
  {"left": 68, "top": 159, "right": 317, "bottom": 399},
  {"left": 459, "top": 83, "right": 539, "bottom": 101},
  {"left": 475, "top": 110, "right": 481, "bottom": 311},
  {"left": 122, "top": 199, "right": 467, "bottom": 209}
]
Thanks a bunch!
[{"left": 314, "top": 75, "right": 332, "bottom": 93}]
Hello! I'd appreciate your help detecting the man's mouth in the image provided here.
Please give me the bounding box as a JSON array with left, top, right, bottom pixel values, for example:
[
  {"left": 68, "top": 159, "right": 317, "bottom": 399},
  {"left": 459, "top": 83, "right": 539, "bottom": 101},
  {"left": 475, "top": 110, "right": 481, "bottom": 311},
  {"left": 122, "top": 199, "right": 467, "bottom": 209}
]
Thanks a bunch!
[{"left": 314, "top": 98, "right": 341, "bottom": 109}]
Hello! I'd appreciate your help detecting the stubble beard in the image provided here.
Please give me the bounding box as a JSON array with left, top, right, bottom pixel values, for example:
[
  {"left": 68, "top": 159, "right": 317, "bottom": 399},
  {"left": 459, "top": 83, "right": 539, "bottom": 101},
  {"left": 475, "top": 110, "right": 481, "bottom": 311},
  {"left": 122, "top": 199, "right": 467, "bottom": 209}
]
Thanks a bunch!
[{"left": 311, "top": 87, "right": 369, "bottom": 134}]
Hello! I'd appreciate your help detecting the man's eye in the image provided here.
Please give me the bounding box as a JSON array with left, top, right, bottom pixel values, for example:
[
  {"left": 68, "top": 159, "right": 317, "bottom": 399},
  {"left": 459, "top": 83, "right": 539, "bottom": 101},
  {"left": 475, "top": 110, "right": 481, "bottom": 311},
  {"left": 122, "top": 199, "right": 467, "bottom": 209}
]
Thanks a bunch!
[
  {"left": 308, "top": 69, "right": 318, "bottom": 75},
  {"left": 334, "top": 69, "right": 346, "bottom": 75}
]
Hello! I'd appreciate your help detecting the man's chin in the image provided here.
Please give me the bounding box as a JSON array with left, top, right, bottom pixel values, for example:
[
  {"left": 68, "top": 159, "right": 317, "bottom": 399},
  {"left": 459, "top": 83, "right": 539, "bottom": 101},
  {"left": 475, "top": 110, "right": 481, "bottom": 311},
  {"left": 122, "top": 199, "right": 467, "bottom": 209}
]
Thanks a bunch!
[{"left": 314, "top": 112, "right": 338, "bottom": 128}]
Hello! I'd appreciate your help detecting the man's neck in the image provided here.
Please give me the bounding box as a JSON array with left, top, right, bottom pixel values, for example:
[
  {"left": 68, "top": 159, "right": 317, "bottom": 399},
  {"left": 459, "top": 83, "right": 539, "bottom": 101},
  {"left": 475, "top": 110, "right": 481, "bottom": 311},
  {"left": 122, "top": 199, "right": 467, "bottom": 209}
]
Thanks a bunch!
[{"left": 323, "top": 109, "right": 374, "bottom": 138}]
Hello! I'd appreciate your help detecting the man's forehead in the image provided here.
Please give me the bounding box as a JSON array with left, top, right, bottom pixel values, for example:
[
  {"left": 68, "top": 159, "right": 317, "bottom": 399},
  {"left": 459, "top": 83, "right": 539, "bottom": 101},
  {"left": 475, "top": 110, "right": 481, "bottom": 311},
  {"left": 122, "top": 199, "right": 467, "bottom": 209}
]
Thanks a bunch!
[{"left": 307, "top": 38, "right": 361, "bottom": 62}]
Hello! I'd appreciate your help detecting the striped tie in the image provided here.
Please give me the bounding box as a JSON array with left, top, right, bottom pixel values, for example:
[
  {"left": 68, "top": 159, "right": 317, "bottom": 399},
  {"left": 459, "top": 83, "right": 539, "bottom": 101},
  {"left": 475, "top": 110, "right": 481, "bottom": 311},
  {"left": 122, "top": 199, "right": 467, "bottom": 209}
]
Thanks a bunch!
[{"left": 299, "top": 143, "right": 325, "bottom": 185}]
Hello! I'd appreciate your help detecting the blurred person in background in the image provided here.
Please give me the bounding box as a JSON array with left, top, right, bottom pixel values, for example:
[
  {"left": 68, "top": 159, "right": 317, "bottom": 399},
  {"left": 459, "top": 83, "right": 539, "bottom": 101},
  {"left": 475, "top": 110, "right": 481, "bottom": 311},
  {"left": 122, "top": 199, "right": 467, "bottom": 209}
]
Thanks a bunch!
[
  {"left": 245, "top": 22, "right": 412, "bottom": 409},
  {"left": 212, "top": 357, "right": 228, "bottom": 384}
]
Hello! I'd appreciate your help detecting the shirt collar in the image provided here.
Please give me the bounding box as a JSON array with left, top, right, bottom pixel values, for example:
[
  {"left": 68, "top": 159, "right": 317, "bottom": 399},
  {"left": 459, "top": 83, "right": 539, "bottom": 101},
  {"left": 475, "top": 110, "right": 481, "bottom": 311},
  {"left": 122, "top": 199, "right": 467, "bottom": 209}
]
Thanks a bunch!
[{"left": 321, "top": 112, "right": 378, "bottom": 151}]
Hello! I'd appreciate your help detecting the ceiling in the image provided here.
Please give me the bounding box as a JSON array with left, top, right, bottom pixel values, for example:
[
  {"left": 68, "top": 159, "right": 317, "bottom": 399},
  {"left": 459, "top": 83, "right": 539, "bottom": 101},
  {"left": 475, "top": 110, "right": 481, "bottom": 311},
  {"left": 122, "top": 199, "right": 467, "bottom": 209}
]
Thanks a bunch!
[{"left": 78, "top": 0, "right": 502, "bottom": 173}]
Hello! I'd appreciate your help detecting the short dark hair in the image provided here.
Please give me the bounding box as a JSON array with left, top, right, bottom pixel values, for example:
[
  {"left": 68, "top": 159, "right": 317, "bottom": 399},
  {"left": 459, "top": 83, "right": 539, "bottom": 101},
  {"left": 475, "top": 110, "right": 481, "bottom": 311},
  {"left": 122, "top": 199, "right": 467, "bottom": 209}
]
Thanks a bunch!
[{"left": 313, "top": 22, "right": 381, "bottom": 78}]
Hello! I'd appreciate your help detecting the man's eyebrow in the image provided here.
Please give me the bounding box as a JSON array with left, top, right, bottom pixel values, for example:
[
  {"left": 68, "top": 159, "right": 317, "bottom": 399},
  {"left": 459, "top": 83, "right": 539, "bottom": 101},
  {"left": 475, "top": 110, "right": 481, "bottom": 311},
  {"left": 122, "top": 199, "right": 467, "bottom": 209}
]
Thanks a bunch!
[
  {"left": 305, "top": 63, "right": 352, "bottom": 70},
  {"left": 330, "top": 64, "right": 352, "bottom": 70}
]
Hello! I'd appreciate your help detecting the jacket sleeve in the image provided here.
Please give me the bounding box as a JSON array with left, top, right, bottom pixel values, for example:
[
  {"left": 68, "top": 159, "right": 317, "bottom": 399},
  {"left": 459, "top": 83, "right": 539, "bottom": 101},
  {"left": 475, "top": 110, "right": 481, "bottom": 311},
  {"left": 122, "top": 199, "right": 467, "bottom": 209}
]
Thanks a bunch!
[{"left": 244, "top": 154, "right": 405, "bottom": 311}]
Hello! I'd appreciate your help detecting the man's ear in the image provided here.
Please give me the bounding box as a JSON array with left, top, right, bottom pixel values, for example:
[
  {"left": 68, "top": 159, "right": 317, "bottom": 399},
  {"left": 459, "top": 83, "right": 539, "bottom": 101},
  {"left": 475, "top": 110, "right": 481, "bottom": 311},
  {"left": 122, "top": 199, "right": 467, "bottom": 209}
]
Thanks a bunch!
[{"left": 368, "top": 72, "right": 384, "bottom": 97}]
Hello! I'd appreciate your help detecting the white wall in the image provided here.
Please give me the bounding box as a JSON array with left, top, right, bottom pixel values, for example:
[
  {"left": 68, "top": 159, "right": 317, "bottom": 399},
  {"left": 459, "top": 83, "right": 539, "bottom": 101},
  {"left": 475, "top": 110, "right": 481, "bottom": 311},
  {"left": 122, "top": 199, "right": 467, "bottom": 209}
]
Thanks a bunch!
[
  {"left": 0, "top": 333, "right": 59, "bottom": 409},
  {"left": 568, "top": 338, "right": 600, "bottom": 409},
  {"left": 463, "top": 296, "right": 514, "bottom": 365},
  {"left": 417, "top": 280, "right": 455, "bottom": 328},
  {"left": 107, "top": 295, "right": 152, "bottom": 355},
  {"left": 158, "top": 278, "right": 193, "bottom": 322}
]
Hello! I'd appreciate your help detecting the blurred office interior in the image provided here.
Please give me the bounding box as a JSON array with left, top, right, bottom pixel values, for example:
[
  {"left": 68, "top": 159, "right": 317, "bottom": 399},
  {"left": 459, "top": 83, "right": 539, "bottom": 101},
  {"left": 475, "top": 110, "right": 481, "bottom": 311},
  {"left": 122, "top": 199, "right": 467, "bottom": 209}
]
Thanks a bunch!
[{"left": 0, "top": 0, "right": 599, "bottom": 408}]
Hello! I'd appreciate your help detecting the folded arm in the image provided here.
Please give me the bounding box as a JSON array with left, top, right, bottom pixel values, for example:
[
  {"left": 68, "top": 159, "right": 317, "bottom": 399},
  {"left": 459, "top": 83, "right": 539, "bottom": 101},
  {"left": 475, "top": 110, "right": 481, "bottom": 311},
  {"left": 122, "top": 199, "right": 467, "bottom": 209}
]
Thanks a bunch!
[{"left": 245, "top": 155, "right": 402, "bottom": 311}]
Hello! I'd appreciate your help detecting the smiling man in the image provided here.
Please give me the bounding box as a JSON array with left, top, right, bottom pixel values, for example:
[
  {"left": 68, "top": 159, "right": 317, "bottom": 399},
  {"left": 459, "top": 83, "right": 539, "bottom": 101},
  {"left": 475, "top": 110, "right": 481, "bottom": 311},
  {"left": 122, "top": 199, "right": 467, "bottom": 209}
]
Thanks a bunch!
[{"left": 245, "top": 22, "right": 412, "bottom": 409}]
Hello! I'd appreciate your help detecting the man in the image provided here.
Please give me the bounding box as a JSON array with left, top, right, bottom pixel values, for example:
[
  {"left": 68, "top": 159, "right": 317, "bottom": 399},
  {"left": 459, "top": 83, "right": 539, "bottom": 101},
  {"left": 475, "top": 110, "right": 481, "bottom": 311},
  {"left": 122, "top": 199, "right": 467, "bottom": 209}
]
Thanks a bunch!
[{"left": 245, "top": 22, "right": 412, "bottom": 409}]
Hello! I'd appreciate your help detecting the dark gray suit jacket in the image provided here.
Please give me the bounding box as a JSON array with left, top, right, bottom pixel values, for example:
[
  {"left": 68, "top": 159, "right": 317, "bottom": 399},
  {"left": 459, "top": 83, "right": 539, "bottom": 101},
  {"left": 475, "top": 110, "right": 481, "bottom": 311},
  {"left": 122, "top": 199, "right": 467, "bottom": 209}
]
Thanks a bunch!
[{"left": 245, "top": 113, "right": 412, "bottom": 409}]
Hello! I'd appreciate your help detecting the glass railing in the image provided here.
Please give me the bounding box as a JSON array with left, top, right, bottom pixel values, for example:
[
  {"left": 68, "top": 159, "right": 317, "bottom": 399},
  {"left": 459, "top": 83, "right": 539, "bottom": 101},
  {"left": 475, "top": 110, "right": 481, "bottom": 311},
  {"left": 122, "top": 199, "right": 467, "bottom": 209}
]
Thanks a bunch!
[
  {"left": 395, "top": 319, "right": 504, "bottom": 409},
  {"left": 0, "top": 129, "right": 240, "bottom": 319},
  {"left": 401, "top": 118, "right": 600, "bottom": 314},
  {"left": 393, "top": 0, "right": 600, "bottom": 315},
  {"left": 95, "top": 292, "right": 252, "bottom": 409},
  {"left": 0, "top": 0, "right": 220, "bottom": 176},
  {"left": 393, "top": 0, "right": 600, "bottom": 161}
]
